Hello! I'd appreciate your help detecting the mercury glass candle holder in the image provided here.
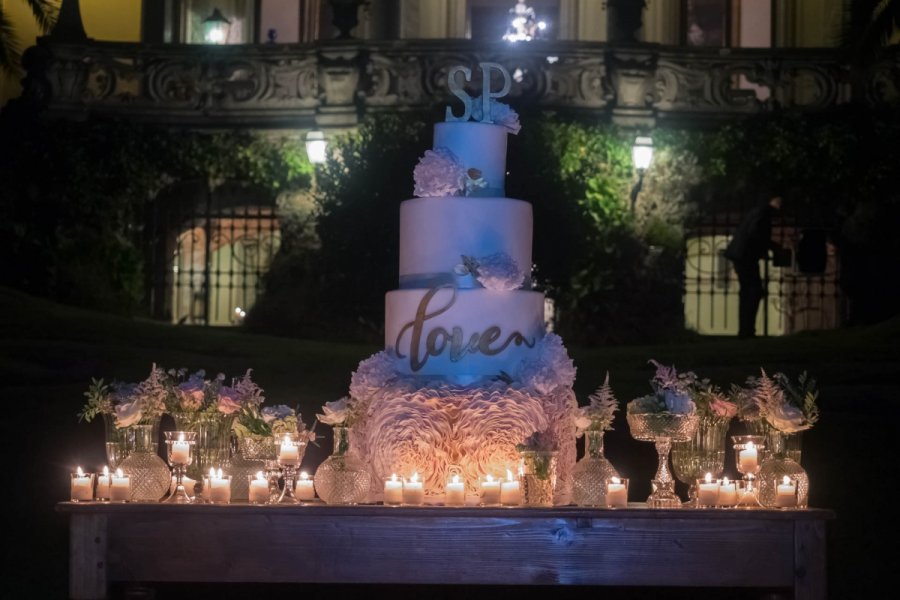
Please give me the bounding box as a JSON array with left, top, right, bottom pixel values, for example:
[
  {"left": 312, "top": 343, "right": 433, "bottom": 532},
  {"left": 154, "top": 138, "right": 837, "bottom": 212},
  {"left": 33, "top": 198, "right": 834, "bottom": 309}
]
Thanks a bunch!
[{"left": 163, "top": 431, "right": 197, "bottom": 504}]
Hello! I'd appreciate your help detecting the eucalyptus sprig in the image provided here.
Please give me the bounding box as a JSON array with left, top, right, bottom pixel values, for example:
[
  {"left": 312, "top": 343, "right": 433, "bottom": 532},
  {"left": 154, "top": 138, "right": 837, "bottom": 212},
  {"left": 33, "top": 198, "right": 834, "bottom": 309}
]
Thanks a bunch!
[{"left": 78, "top": 378, "right": 112, "bottom": 423}]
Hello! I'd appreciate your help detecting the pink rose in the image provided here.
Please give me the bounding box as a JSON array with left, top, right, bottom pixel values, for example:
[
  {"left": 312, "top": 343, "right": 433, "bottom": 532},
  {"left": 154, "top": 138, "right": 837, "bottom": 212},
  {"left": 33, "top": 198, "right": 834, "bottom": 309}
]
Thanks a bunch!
[
  {"left": 709, "top": 397, "right": 738, "bottom": 418},
  {"left": 217, "top": 387, "right": 242, "bottom": 414},
  {"left": 176, "top": 382, "right": 205, "bottom": 412}
]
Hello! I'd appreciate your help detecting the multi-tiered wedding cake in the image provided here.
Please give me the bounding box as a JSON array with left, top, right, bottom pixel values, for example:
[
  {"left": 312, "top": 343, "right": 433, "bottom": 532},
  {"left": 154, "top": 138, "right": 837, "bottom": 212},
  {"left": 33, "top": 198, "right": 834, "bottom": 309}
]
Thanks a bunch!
[{"left": 348, "top": 64, "right": 577, "bottom": 502}]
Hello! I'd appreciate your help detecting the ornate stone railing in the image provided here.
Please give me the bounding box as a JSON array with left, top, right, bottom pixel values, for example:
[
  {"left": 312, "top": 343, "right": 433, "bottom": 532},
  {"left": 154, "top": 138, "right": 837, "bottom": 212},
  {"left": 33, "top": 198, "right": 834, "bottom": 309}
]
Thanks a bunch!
[{"left": 21, "top": 38, "right": 899, "bottom": 129}]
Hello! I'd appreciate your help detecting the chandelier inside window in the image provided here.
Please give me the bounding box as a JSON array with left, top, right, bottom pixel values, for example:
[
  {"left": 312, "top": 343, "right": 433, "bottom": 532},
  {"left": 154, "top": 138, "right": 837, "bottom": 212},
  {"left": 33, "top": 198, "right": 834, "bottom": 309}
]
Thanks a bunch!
[{"left": 502, "top": 0, "right": 548, "bottom": 42}]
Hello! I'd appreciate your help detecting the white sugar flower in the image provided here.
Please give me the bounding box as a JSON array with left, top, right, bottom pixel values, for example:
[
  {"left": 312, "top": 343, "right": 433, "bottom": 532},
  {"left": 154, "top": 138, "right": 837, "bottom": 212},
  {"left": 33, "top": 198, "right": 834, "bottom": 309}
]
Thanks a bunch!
[
  {"left": 518, "top": 334, "right": 576, "bottom": 395},
  {"left": 413, "top": 148, "right": 466, "bottom": 197},
  {"left": 465, "top": 252, "right": 525, "bottom": 291},
  {"left": 471, "top": 96, "right": 521, "bottom": 135}
]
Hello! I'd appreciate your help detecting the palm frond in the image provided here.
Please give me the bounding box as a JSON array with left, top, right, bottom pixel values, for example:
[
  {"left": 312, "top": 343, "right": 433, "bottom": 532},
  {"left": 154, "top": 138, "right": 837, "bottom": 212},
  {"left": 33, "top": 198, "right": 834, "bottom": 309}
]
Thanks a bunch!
[
  {"left": 0, "top": 6, "right": 23, "bottom": 77},
  {"left": 25, "top": 0, "right": 59, "bottom": 34}
]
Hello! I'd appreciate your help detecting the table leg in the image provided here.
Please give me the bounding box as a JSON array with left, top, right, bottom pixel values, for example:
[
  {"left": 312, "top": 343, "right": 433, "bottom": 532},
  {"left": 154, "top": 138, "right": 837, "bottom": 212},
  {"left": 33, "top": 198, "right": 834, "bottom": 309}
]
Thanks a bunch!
[
  {"left": 70, "top": 513, "right": 108, "bottom": 600},
  {"left": 794, "top": 519, "right": 827, "bottom": 600}
]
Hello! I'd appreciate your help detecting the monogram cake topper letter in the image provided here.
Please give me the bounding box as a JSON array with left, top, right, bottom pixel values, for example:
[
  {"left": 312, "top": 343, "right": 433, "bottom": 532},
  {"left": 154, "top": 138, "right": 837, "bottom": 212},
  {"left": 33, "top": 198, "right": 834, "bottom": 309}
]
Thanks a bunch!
[{"left": 445, "top": 62, "right": 512, "bottom": 124}]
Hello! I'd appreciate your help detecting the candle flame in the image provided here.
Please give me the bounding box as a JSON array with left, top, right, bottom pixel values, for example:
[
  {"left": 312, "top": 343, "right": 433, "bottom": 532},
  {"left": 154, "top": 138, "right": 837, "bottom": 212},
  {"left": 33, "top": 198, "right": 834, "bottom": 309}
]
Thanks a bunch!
[
  {"left": 782, "top": 475, "right": 791, "bottom": 485},
  {"left": 209, "top": 467, "right": 216, "bottom": 478},
  {"left": 255, "top": 471, "right": 265, "bottom": 481},
  {"left": 390, "top": 473, "right": 398, "bottom": 483},
  {"left": 178, "top": 432, "right": 185, "bottom": 442},
  {"left": 722, "top": 477, "right": 730, "bottom": 485},
  {"left": 300, "top": 471, "right": 310, "bottom": 481},
  {"left": 216, "top": 468, "right": 223, "bottom": 479},
  {"left": 410, "top": 472, "right": 419, "bottom": 483},
  {"left": 115, "top": 468, "right": 124, "bottom": 477},
  {"left": 506, "top": 469, "right": 514, "bottom": 482},
  {"left": 486, "top": 474, "right": 494, "bottom": 483},
  {"left": 746, "top": 441, "right": 755, "bottom": 450},
  {"left": 102, "top": 466, "right": 109, "bottom": 476},
  {"left": 451, "top": 474, "right": 460, "bottom": 485},
  {"left": 610, "top": 476, "right": 621, "bottom": 485},
  {"left": 704, "top": 472, "right": 713, "bottom": 483},
  {"left": 76, "top": 466, "right": 85, "bottom": 476}
]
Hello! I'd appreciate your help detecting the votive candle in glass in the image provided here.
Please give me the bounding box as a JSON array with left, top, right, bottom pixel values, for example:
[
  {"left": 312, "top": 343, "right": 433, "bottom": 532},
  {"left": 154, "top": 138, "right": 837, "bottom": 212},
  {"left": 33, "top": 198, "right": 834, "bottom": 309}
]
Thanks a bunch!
[
  {"left": 717, "top": 477, "right": 738, "bottom": 507},
  {"left": 606, "top": 477, "right": 628, "bottom": 508},
  {"left": 207, "top": 469, "right": 231, "bottom": 504},
  {"left": 696, "top": 473, "right": 719, "bottom": 508},
  {"left": 445, "top": 474, "right": 465, "bottom": 506},
  {"left": 774, "top": 475, "right": 798, "bottom": 508},
  {"left": 70, "top": 467, "right": 94, "bottom": 502},
  {"left": 403, "top": 472, "right": 425, "bottom": 505},
  {"left": 384, "top": 473, "right": 403, "bottom": 506},
  {"left": 248, "top": 471, "right": 269, "bottom": 504},
  {"left": 296, "top": 471, "right": 316, "bottom": 501},
  {"left": 109, "top": 469, "right": 131, "bottom": 502},
  {"left": 479, "top": 474, "right": 501, "bottom": 506},
  {"left": 95, "top": 466, "right": 111, "bottom": 501},
  {"left": 499, "top": 469, "right": 521, "bottom": 506}
]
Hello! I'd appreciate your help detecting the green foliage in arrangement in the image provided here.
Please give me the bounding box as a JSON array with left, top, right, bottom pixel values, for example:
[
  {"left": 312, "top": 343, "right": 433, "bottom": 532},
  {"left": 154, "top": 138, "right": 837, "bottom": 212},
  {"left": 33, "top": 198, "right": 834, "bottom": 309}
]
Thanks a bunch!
[{"left": 0, "top": 112, "right": 313, "bottom": 314}]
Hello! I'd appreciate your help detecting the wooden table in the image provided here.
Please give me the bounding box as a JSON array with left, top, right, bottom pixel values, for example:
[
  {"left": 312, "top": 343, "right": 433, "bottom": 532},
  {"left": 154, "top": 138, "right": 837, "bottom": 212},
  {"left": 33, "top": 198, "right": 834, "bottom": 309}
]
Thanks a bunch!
[{"left": 57, "top": 502, "right": 833, "bottom": 600}]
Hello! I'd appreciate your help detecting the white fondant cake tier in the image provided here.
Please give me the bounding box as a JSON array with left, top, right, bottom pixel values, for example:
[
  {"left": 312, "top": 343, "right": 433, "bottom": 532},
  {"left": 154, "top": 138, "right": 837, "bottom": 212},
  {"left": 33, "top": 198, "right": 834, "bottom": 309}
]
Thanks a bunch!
[
  {"left": 385, "top": 287, "right": 545, "bottom": 379},
  {"left": 347, "top": 378, "right": 576, "bottom": 503},
  {"left": 398, "top": 196, "right": 533, "bottom": 288},
  {"left": 433, "top": 121, "right": 508, "bottom": 196}
]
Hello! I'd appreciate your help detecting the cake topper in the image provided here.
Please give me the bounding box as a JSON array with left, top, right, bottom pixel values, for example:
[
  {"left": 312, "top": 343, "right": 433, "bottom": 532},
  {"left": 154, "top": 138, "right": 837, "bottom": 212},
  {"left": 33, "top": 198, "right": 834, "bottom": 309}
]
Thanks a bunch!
[{"left": 445, "top": 62, "right": 512, "bottom": 124}]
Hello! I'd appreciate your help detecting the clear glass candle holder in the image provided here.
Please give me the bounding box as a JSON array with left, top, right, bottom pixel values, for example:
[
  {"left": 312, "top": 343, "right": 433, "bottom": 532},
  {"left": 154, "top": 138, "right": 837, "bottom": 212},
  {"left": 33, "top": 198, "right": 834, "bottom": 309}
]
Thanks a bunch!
[
  {"left": 248, "top": 472, "right": 270, "bottom": 505},
  {"left": 402, "top": 473, "right": 425, "bottom": 506},
  {"left": 275, "top": 432, "right": 305, "bottom": 504},
  {"left": 731, "top": 435, "right": 766, "bottom": 479},
  {"left": 716, "top": 477, "right": 739, "bottom": 508},
  {"left": 735, "top": 476, "right": 762, "bottom": 508},
  {"left": 109, "top": 469, "right": 131, "bottom": 502},
  {"left": 205, "top": 472, "right": 232, "bottom": 504},
  {"left": 70, "top": 470, "right": 95, "bottom": 502},
  {"left": 295, "top": 471, "right": 316, "bottom": 502},
  {"left": 773, "top": 475, "right": 800, "bottom": 509},
  {"left": 479, "top": 475, "right": 502, "bottom": 506},
  {"left": 95, "top": 467, "right": 112, "bottom": 501},
  {"left": 384, "top": 474, "right": 403, "bottom": 506},
  {"left": 264, "top": 460, "right": 283, "bottom": 504},
  {"left": 605, "top": 477, "right": 629, "bottom": 508},
  {"left": 164, "top": 431, "right": 197, "bottom": 504},
  {"left": 695, "top": 476, "right": 720, "bottom": 508}
]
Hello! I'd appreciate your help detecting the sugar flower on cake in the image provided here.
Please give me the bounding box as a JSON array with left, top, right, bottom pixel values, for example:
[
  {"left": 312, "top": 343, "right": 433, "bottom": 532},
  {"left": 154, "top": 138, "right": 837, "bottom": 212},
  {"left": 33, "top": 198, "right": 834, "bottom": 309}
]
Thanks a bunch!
[
  {"left": 746, "top": 369, "right": 819, "bottom": 434},
  {"left": 458, "top": 252, "right": 525, "bottom": 291},
  {"left": 413, "top": 147, "right": 467, "bottom": 197},
  {"left": 517, "top": 333, "right": 577, "bottom": 395},
  {"left": 575, "top": 372, "right": 619, "bottom": 436},
  {"left": 470, "top": 96, "right": 522, "bottom": 135},
  {"left": 627, "top": 360, "right": 698, "bottom": 415}
]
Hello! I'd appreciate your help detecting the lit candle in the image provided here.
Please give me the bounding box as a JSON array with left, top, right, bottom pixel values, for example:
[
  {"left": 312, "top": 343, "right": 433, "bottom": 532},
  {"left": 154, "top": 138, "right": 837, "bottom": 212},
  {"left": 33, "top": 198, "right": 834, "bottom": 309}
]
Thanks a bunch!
[
  {"left": 296, "top": 471, "right": 316, "bottom": 501},
  {"left": 717, "top": 477, "right": 738, "bottom": 507},
  {"left": 403, "top": 472, "right": 424, "bottom": 505},
  {"left": 479, "top": 474, "right": 501, "bottom": 505},
  {"left": 171, "top": 434, "right": 191, "bottom": 464},
  {"left": 96, "top": 466, "right": 111, "bottom": 500},
  {"left": 500, "top": 469, "right": 521, "bottom": 506},
  {"left": 739, "top": 441, "right": 759, "bottom": 474},
  {"left": 278, "top": 436, "right": 300, "bottom": 466},
  {"left": 70, "top": 467, "right": 94, "bottom": 502},
  {"left": 208, "top": 468, "right": 231, "bottom": 503},
  {"left": 445, "top": 474, "right": 465, "bottom": 506},
  {"left": 606, "top": 477, "right": 628, "bottom": 508},
  {"left": 248, "top": 471, "right": 269, "bottom": 504},
  {"left": 775, "top": 475, "right": 797, "bottom": 508},
  {"left": 109, "top": 468, "right": 130, "bottom": 502},
  {"left": 384, "top": 473, "right": 403, "bottom": 505},
  {"left": 697, "top": 472, "right": 719, "bottom": 507}
]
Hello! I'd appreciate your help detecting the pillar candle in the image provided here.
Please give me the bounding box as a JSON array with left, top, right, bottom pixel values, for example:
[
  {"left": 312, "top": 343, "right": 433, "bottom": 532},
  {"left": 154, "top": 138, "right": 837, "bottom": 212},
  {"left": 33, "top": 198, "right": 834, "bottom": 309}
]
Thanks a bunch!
[
  {"left": 697, "top": 473, "right": 719, "bottom": 507},
  {"left": 384, "top": 474, "right": 403, "bottom": 505},
  {"left": 403, "top": 473, "right": 424, "bottom": 505},
  {"left": 95, "top": 466, "right": 111, "bottom": 500},
  {"left": 739, "top": 442, "right": 758, "bottom": 473},
  {"left": 606, "top": 477, "right": 628, "bottom": 508},
  {"left": 500, "top": 469, "right": 521, "bottom": 506},
  {"left": 296, "top": 471, "right": 316, "bottom": 501},
  {"left": 70, "top": 467, "right": 94, "bottom": 502},
  {"left": 171, "top": 440, "right": 191, "bottom": 464},
  {"left": 248, "top": 472, "right": 269, "bottom": 504},
  {"left": 479, "top": 474, "right": 501, "bottom": 505},
  {"left": 208, "top": 470, "right": 231, "bottom": 503},
  {"left": 278, "top": 438, "right": 300, "bottom": 466},
  {"left": 775, "top": 476, "right": 797, "bottom": 508},
  {"left": 717, "top": 477, "right": 738, "bottom": 507},
  {"left": 445, "top": 475, "right": 465, "bottom": 506},
  {"left": 109, "top": 469, "right": 130, "bottom": 501}
]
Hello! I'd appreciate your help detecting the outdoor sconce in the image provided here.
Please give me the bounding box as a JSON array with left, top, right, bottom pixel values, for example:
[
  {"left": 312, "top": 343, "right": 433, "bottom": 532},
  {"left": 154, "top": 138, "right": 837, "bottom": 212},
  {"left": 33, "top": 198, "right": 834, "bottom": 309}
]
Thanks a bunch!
[
  {"left": 630, "top": 135, "right": 653, "bottom": 214},
  {"left": 305, "top": 130, "right": 328, "bottom": 164},
  {"left": 203, "top": 8, "right": 232, "bottom": 44}
]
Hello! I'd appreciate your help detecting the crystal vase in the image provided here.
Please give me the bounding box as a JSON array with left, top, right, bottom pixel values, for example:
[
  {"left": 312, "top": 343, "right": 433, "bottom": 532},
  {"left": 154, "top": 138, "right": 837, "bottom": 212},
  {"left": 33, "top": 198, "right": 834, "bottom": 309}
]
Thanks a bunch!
[
  {"left": 170, "top": 412, "right": 235, "bottom": 480},
  {"left": 671, "top": 415, "right": 731, "bottom": 507},
  {"left": 313, "top": 426, "right": 371, "bottom": 505},
  {"left": 102, "top": 413, "right": 129, "bottom": 470},
  {"left": 758, "top": 430, "right": 809, "bottom": 508},
  {"left": 627, "top": 412, "right": 699, "bottom": 508},
  {"left": 571, "top": 431, "right": 619, "bottom": 507},
  {"left": 229, "top": 436, "right": 277, "bottom": 502},
  {"left": 118, "top": 418, "right": 171, "bottom": 502},
  {"left": 520, "top": 450, "right": 558, "bottom": 507}
]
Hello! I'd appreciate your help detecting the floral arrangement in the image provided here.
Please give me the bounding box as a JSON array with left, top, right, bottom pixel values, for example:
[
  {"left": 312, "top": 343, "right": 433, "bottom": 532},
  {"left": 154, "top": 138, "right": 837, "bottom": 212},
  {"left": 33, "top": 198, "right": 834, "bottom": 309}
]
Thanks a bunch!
[
  {"left": 574, "top": 372, "right": 619, "bottom": 436},
  {"left": 693, "top": 382, "right": 738, "bottom": 419},
  {"left": 744, "top": 369, "right": 819, "bottom": 433},
  {"left": 78, "top": 364, "right": 169, "bottom": 428},
  {"left": 413, "top": 148, "right": 467, "bottom": 197},
  {"left": 317, "top": 396, "right": 361, "bottom": 427},
  {"left": 457, "top": 253, "right": 525, "bottom": 291},
  {"left": 627, "top": 360, "right": 698, "bottom": 415},
  {"left": 232, "top": 403, "right": 317, "bottom": 443},
  {"left": 516, "top": 333, "right": 577, "bottom": 395},
  {"left": 470, "top": 96, "right": 521, "bottom": 135}
]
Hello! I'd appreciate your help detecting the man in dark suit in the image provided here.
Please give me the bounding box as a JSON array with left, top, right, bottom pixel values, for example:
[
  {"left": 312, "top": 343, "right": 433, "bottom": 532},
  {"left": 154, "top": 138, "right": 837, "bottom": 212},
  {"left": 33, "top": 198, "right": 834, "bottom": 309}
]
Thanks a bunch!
[{"left": 724, "top": 192, "right": 785, "bottom": 338}]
